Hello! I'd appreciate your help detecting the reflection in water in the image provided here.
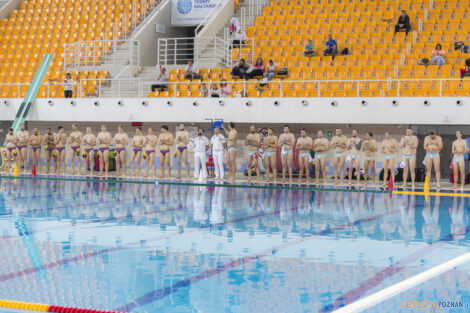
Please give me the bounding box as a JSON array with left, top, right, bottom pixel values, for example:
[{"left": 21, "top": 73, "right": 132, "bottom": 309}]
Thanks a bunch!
[{"left": 0, "top": 179, "right": 469, "bottom": 313}]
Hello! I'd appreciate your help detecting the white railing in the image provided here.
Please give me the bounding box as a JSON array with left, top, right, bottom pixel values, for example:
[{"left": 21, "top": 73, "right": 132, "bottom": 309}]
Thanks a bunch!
[
  {"left": 1, "top": 78, "right": 468, "bottom": 99},
  {"left": 157, "top": 37, "right": 254, "bottom": 67},
  {"left": 64, "top": 40, "right": 140, "bottom": 70},
  {"left": 238, "top": 0, "right": 270, "bottom": 30},
  {"left": 228, "top": 38, "right": 254, "bottom": 66},
  {"left": 158, "top": 37, "right": 232, "bottom": 67}
]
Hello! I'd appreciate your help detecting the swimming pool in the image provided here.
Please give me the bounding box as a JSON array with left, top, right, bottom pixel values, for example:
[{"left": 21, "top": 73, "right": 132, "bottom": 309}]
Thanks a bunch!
[{"left": 0, "top": 178, "right": 469, "bottom": 313}]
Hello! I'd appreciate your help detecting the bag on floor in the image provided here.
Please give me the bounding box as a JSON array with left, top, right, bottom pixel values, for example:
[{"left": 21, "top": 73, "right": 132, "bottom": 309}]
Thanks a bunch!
[
  {"left": 415, "top": 168, "right": 426, "bottom": 182},
  {"left": 277, "top": 67, "right": 288, "bottom": 76}
]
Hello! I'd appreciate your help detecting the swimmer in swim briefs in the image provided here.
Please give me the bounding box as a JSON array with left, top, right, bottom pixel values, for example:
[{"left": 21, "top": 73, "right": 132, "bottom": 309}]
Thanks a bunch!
[
  {"left": 296, "top": 129, "right": 313, "bottom": 184},
  {"left": 451, "top": 130, "right": 468, "bottom": 190},
  {"left": 331, "top": 128, "right": 348, "bottom": 185},
  {"left": 346, "top": 129, "right": 362, "bottom": 186},
  {"left": 245, "top": 125, "right": 261, "bottom": 183},
  {"left": 278, "top": 125, "right": 295, "bottom": 184},
  {"left": 15, "top": 123, "right": 29, "bottom": 174},
  {"left": 175, "top": 123, "right": 190, "bottom": 179},
  {"left": 399, "top": 128, "right": 419, "bottom": 188},
  {"left": 130, "top": 127, "right": 144, "bottom": 177},
  {"left": 380, "top": 131, "right": 398, "bottom": 188},
  {"left": 263, "top": 128, "right": 278, "bottom": 183},
  {"left": 313, "top": 130, "right": 330, "bottom": 185},
  {"left": 424, "top": 130, "right": 443, "bottom": 189},
  {"left": 361, "top": 132, "right": 378, "bottom": 187},
  {"left": 97, "top": 125, "right": 112, "bottom": 177},
  {"left": 223, "top": 122, "right": 238, "bottom": 182},
  {"left": 81, "top": 127, "right": 97, "bottom": 177},
  {"left": 29, "top": 128, "right": 43, "bottom": 174},
  {"left": 113, "top": 125, "right": 129, "bottom": 177},
  {"left": 158, "top": 125, "right": 175, "bottom": 179},
  {"left": 54, "top": 126, "right": 68, "bottom": 175},
  {"left": 144, "top": 127, "right": 158, "bottom": 178},
  {"left": 69, "top": 123, "right": 83, "bottom": 175},
  {"left": 4, "top": 128, "right": 17, "bottom": 173}
]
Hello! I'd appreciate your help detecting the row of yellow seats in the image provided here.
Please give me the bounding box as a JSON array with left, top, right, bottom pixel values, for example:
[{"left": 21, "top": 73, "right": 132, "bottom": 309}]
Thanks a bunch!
[
  {"left": 265, "top": 1, "right": 424, "bottom": 12},
  {"left": 147, "top": 86, "right": 469, "bottom": 98},
  {"left": 417, "top": 32, "right": 469, "bottom": 44},
  {"left": 246, "top": 26, "right": 390, "bottom": 38},
  {"left": 258, "top": 12, "right": 390, "bottom": 24},
  {"left": 252, "top": 38, "right": 404, "bottom": 51},
  {"left": 423, "top": 20, "right": 470, "bottom": 32},
  {"left": 428, "top": 9, "right": 470, "bottom": 19},
  {"left": 249, "top": 25, "right": 389, "bottom": 38},
  {"left": 433, "top": 2, "right": 470, "bottom": 10}
]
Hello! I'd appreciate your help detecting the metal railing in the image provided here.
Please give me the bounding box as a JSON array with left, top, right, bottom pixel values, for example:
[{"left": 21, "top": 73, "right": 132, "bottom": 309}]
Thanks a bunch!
[
  {"left": 157, "top": 37, "right": 254, "bottom": 67},
  {"left": 238, "top": 0, "right": 270, "bottom": 30},
  {"left": 64, "top": 40, "right": 140, "bottom": 70},
  {"left": 0, "top": 78, "right": 467, "bottom": 99},
  {"left": 228, "top": 38, "right": 254, "bottom": 66},
  {"left": 140, "top": 78, "right": 467, "bottom": 98}
]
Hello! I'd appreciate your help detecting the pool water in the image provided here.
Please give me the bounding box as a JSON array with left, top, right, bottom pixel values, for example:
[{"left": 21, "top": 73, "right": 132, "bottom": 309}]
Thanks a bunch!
[{"left": 0, "top": 178, "right": 469, "bottom": 313}]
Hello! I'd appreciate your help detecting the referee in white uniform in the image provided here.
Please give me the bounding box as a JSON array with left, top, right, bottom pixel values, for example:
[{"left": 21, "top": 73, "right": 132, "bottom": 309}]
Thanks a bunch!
[
  {"left": 192, "top": 128, "right": 210, "bottom": 179},
  {"left": 210, "top": 127, "right": 226, "bottom": 181}
]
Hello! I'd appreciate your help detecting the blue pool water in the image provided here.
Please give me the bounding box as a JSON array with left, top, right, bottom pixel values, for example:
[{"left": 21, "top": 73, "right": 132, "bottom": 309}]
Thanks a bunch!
[{"left": 0, "top": 178, "right": 469, "bottom": 313}]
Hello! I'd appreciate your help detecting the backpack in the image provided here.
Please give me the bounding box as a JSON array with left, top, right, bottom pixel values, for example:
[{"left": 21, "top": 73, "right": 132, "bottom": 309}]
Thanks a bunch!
[
  {"left": 341, "top": 47, "right": 349, "bottom": 55},
  {"left": 455, "top": 41, "right": 465, "bottom": 50},
  {"left": 277, "top": 67, "right": 288, "bottom": 76},
  {"left": 420, "top": 58, "right": 429, "bottom": 65}
]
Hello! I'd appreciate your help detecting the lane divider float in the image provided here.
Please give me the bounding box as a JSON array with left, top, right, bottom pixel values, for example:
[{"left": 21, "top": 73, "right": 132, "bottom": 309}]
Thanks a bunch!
[{"left": 0, "top": 299, "right": 125, "bottom": 313}]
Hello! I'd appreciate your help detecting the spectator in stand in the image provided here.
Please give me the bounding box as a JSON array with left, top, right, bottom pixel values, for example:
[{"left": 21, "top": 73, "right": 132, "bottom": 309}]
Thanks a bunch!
[
  {"left": 304, "top": 39, "right": 315, "bottom": 56},
  {"left": 232, "top": 28, "right": 247, "bottom": 49},
  {"left": 247, "top": 57, "right": 265, "bottom": 79},
  {"left": 394, "top": 10, "right": 411, "bottom": 36},
  {"left": 151, "top": 67, "right": 169, "bottom": 92},
  {"left": 430, "top": 43, "right": 446, "bottom": 69},
  {"left": 63, "top": 73, "right": 75, "bottom": 98},
  {"left": 210, "top": 83, "right": 220, "bottom": 97},
  {"left": 231, "top": 59, "right": 249, "bottom": 79},
  {"left": 264, "top": 59, "right": 277, "bottom": 80},
  {"left": 461, "top": 58, "right": 470, "bottom": 79},
  {"left": 229, "top": 17, "right": 240, "bottom": 35},
  {"left": 323, "top": 34, "right": 338, "bottom": 61},
  {"left": 199, "top": 83, "right": 209, "bottom": 97},
  {"left": 184, "top": 60, "right": 199, "bottom": 80},
  {"left": 220, "top": 80, "right": 231, "bottom": 97}
]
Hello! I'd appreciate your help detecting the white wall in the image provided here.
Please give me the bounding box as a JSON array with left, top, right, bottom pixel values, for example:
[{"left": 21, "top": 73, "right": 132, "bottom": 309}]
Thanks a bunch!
[
  {"left": 196, "top": 0, "right": 234, "bottom": 38},
  {"left": 133, "top": 0, "right": 188, "bottom": 67},
  {"left": 0, "top": 0, "right": 21, "bottom": 20},
  {"left": 1, "top": 97, "right": 469, "bottom": 124}
]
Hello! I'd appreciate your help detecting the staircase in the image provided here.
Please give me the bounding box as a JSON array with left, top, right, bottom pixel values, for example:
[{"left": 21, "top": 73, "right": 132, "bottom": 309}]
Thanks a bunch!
[
  {"left": 196, "top": 0, "right": 269, "bottom": 68},
  {"left": 96, "top": 66, "right": 157, "bottom": 97}
]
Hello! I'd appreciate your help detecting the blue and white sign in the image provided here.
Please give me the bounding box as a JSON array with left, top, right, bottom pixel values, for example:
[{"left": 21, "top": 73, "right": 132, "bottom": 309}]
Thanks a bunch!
[{"left": 171, "top": 0, "right": 223, "bottom": 26}]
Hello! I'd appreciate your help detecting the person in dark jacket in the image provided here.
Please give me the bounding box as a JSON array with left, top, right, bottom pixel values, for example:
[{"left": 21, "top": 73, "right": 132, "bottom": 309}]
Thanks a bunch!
[
  {"left": 394, "top": 10, "right": 411, "bottom": 36},
  {"left": 231, "top": 59, "right": 250, "bottom": 79}
]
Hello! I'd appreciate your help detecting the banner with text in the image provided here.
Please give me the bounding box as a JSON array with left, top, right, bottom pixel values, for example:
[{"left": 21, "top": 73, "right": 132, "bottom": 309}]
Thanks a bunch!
[{"left": 171, "top": 0, "right": 223, "bottom": 26}]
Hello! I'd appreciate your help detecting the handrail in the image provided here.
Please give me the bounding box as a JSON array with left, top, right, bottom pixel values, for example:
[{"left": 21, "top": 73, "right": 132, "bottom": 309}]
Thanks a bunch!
[
  {"left": 0, "top": 78, "right": 467, "bottom": 99},
  {"left": 64, "top": 39, "right": 140, "bottom": 70}
]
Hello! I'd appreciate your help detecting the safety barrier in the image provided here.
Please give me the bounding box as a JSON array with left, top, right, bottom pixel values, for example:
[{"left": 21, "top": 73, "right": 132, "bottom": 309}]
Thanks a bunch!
[{"left": 0, "top": 78, "right": 469, "bottom": 99}]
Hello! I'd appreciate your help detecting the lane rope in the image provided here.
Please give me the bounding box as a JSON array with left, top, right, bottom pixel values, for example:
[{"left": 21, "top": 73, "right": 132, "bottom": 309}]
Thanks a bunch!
[{"left": 0, "top": 299, "right": 125, "bottom": 313}]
